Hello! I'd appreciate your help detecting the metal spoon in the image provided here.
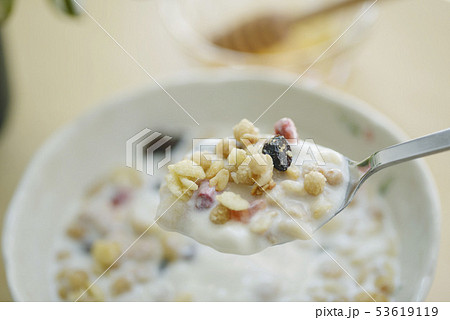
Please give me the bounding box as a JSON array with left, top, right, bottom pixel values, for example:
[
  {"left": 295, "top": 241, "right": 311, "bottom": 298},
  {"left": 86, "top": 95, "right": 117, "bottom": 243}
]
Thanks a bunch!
[{"left": 318, "top": 128, "right": 450, "bottom": 230}]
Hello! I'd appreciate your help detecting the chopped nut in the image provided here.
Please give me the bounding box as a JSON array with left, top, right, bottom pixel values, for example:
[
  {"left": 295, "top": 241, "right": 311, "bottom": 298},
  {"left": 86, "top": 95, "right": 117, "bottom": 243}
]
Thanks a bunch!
[
  {"left": 231, "top": 161, "right": 254, "bottom": 185},
  {"left": 165, "top": 172, "right": 184, "bottom": 198},
  {"left": 68, "top": 270, "right": 89, "bottom": 290},
  {"left": 248, "top": 153, "right": 273, "bottom": 186},
  {"left": 216, "top": 191, "right": 250, "bottom": 211},
  {"left": 209, "top": 204, "right": 231, "bottom": 224},
  {"left": 241, "top": 133, "right": 259, "bottom": 145},
  {"left": 209, "top": 169, "right": 230, "bottom": 191},
  {"left": 66, "top": 222, "right": 85, "bottom": 239},
  {"left": 304, "top": 171, "right": 326, "bottom": 196},
  {"left": 233, "top": 119, "right": 259, "bottom": 144},
  {"left": 251, "top": 179, "right": 276, "bottom": 195},
  {"left": 249, "top": 153, "right": 273, "bottom": 175},
  {"left": 285, "top": 165, "right": 301, "bottom": 180},
  {"left": 169, "top": 160, "right": 206, "bottom": 180},
  {"left": 57, "top": 269, "right": 102, "bottom": 302},
  {"left": 192, "top": 151, "right": 212, "bottom": 171},
  {"left": 179, "top": 177, "right": 199, "bottom": 191},
  {"left": 324, "top": 169, "right": 344, "bottom": 185},
  {"left": 227, "top": 148, "right": 247, "bottom": 168},
  {"left": 111, "top": 277, "right": 132, "bottom": 296},
  {"left": 91, "top": 240, "right": 121, "bottom": 270},
  {"left": 216, "top": 138, "right": 236, "bottom": 158},
  {"left": 206, "top": 160, "right": 225, "bottom": 179}
]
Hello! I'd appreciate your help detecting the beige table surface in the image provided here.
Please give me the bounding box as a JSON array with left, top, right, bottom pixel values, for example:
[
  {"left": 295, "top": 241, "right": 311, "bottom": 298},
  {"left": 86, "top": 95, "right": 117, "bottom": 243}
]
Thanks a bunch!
[{"left": 0, "top": 0, "right": 449, "bottom": 301}]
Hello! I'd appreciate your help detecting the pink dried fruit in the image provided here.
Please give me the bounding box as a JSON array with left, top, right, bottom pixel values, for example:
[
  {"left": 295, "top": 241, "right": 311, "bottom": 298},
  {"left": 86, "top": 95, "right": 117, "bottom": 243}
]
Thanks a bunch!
[
  {"left": 111, "top": 189, "right": 130, "bottom": 207},
  {"left": 249, "top": 199, "right": 267, "bottom": 214},
  {"left": 274, "top": 118, "right": 298, "bottom": 141},
  {"left": 230, "top": 199, "right": 267, "bottom": 223},
  {"left": 195, "top": 180, "right": 216, "bottom": 209}
]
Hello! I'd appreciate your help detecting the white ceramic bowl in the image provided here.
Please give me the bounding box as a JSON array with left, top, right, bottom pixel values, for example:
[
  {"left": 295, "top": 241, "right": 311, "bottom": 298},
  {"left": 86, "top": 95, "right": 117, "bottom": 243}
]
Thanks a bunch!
[{"left": 2, "top": 69, "right": 440, "bottom": 301}]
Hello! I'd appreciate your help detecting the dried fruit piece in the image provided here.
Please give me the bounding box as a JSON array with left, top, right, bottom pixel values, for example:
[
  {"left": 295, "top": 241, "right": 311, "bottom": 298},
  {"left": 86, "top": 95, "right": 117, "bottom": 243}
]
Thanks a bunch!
[
  {"left": 262, "top": 135, "right": 293, "bottom": 171},
  {"left": 111, "top": 189, "right": 130, "bottom": 207},
  {"left": 304, "top": 171, "right": 326, "bottom": 196},
  {"left": 209, "top": 204, "right": 231, "bottom": 224},
  {"left": 216, "top": 191, "right": 250, "bottom": 211},
  {"left": 195, "top": 180, "right": 216, "bottom": 209},
  {"left": 274, "top": 117, "right": 298, "bottom": 141},
  {"left": 230, "top": 199, "right": 267, "bottom": 223}
]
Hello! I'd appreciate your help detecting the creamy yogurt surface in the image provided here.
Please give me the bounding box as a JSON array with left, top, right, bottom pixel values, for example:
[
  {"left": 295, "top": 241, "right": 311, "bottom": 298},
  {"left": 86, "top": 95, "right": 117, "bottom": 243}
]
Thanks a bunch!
[
  {"left": 53, "top": 165, "right": 399, "bottom": 302},
  {"left": 157, "top": 118, "right": 350, "bottom": 254}
]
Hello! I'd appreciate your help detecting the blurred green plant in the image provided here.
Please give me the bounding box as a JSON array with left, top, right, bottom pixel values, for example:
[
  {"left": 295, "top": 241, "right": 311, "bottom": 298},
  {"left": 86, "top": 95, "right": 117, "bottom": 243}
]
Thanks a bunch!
[{"left": 0, "top": 0, "right": 81, "bottom": 23}]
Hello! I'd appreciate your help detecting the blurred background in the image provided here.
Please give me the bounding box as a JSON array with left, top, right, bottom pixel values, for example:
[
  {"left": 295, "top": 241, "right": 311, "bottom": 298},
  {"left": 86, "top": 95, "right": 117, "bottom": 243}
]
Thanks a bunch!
[{"left": 0, "top": 0, "right": 449, "bottom": 301}]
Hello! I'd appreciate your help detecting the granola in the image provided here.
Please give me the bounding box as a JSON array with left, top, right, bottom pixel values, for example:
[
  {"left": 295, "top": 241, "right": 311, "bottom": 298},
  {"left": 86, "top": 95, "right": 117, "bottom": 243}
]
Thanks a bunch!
[{"left": 156, "top": 118, "right": 350, "bottom": 254}]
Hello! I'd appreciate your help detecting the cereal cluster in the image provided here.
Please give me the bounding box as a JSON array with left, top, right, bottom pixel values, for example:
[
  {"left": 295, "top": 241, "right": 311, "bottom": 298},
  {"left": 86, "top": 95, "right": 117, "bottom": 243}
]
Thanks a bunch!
[
  {"left": 166, "top": 159, "right": 205, "bottom": 199},
  {"left": 165, "top": 119, "right": 277, "bottom": 204}
]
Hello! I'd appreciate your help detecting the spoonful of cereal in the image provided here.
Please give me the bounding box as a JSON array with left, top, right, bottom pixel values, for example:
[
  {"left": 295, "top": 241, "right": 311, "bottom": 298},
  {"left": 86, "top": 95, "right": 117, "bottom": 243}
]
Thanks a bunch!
[{"left": 156, "top": 118, "right": 450, "bottom": 254}]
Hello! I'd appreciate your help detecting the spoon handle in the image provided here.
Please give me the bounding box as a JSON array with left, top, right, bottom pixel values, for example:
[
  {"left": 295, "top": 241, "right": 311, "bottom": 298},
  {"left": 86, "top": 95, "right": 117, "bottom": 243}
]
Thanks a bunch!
[{"left": 360, "top": 128, "right": 450, "bottom": 175}]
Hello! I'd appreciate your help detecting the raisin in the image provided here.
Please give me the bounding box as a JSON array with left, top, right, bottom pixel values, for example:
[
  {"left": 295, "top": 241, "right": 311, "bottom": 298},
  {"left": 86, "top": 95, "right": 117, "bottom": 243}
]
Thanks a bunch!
[{"left": 262, "top": 135, "right": 292, "bottom": 171}]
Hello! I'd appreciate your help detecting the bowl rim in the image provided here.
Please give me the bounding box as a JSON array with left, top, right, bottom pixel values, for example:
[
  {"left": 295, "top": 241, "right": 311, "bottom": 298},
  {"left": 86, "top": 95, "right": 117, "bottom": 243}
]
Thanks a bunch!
[{"left": 2, "top": 68, "right": 441, "bottom": 301}]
